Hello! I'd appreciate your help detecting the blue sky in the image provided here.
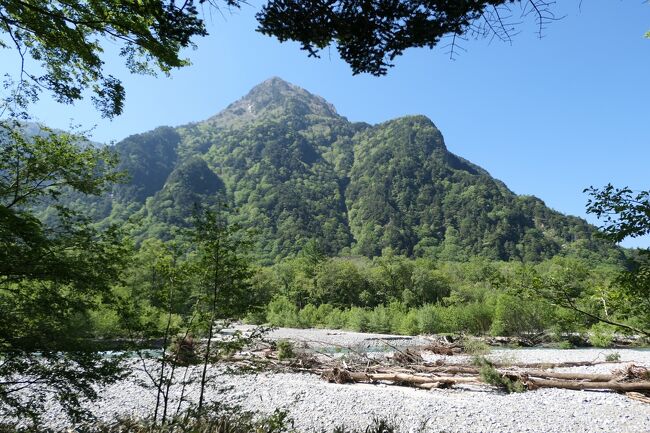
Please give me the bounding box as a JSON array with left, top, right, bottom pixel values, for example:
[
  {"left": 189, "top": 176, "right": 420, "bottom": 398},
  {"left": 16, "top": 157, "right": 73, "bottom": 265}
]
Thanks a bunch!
[{"left": 4, "top": 0, "right": 649, "bottom": 247}]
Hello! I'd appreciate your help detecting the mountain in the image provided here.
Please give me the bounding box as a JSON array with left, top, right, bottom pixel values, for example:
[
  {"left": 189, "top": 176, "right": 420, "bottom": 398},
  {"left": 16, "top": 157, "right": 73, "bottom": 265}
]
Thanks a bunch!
[{"left": 71, "top": 77, "right": 620, "bottom": 263}]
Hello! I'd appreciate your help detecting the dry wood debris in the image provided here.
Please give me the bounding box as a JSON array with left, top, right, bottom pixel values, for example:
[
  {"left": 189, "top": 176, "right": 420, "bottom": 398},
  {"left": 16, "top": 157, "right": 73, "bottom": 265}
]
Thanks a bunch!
[{"left": 222, "top": 340, "right": 650, "bottom": 404}]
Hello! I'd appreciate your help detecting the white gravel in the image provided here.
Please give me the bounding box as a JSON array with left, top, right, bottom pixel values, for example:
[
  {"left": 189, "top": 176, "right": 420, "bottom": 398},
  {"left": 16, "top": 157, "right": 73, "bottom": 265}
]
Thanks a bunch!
[
  {"left": 261, "top": 326, "right": 433, "bottom": 349},
  {"left": 16, "top": 328, "right": 650, "bottom": 432}
]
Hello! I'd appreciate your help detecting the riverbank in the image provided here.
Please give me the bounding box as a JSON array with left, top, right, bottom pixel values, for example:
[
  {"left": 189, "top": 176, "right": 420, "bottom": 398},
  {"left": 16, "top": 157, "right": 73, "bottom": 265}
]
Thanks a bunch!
[{"left": 15, "top": 327, "right": 650, "bottom": 432}]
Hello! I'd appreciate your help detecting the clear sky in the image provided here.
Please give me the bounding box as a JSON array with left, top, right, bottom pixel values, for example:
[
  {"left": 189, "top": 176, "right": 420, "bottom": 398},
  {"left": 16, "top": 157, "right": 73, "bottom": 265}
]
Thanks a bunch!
[{"left": 3, "top": 0, "right": 649, "bottom": 247}]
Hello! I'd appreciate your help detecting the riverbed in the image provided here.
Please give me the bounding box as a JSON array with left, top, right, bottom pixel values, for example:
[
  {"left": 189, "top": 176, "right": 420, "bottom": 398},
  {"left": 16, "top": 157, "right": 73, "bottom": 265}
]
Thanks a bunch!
[{"left": 25, "top": 327, "right": 650, "bottom": 432}]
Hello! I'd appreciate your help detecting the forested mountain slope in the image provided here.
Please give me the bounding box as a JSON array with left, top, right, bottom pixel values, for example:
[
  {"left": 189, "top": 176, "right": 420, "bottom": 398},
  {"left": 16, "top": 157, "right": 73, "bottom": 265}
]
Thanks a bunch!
[{"left": 73, "top": 77, "right": 619, "bottom": 263}]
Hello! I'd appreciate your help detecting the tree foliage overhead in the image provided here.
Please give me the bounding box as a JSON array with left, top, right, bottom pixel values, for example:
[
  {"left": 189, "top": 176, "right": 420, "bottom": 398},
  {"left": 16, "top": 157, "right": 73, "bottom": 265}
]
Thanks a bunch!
[
  {"left": 0, "top": 0, "right": 231, "bottom": 117},
  {"left": 585, "top": 184, "right": 650, "bottom": 243},
  {"left": 256, "top": 0, "right": 558, "bottom": 75}
]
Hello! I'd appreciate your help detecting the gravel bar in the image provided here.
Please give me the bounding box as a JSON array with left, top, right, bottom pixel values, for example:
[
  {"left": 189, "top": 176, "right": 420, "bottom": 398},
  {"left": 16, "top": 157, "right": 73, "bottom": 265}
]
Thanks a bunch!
[{"left": 28, "top": 328, "right": 650, "bottom": 432}]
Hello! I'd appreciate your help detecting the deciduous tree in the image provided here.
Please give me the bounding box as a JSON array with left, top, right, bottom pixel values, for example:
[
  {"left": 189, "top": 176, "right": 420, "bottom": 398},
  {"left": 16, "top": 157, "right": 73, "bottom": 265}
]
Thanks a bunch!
[{"left": 0, "top": 123, "right": 131, "bottom": 424}]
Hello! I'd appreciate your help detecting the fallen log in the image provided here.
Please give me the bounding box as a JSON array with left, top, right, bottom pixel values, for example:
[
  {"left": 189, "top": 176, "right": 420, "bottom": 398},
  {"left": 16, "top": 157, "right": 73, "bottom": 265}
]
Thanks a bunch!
[
  {"left": 491, "top": 360, "right": 617, "bottom": 369},
  {"left": 323, "top": 366, "right": 650, "bottom": 394},
  {"left": 322, "top": 369, "right": 480, "bottom": 387},
  {"left": 526, "top": 378, "right": 650, "bottom": 392},
  {"left": 425, "top": 360, "right": 619, "bottom": 370},
  {"left": 415, "top": 365, "right": 615, "bottom": 382},
  {"left": 415, "top": 365, "right": 479, "bottom": 375},
  {"left": 415, "top": 382, "right": 443, "bottom": 390},
  {"left": 626, "top": 392, "right": 650, "bottom": 404},
  {"left": 519, "top": 369, "right": 614, "bottom": 382}
]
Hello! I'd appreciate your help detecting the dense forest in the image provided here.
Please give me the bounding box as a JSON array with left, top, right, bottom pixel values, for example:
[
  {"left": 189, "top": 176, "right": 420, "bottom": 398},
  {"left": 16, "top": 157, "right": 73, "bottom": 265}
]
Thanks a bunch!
[{"left": 57, "top": 78, "right": 621, "bottom": 265}]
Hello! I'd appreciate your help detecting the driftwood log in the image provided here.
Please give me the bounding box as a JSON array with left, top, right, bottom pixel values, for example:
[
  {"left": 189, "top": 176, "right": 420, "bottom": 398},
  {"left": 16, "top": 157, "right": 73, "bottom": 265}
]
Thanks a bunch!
[
  {"left": 415, "top": 365, "right": 616, "bottom": 382},
  {"left": 321, "top": 366, "right": 650, "bottom": 394},
  {"left": 525, "top": 378, "right": 650, "bottom": 392}
]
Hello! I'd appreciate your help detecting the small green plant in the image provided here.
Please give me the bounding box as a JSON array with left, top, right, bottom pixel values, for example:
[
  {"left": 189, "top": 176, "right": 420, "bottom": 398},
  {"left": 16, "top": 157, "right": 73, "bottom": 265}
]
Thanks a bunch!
[
  {"left": 461, "top": 337, "right": 490, "bottom": 356},
  {"left": 332, "top": 418, "right": 399, "bottom": 433},
  {"left": 276, "top": 339, "right": 295, "bottom": 360},
  {"left": 606, "top": 352, "right": 621, "bottom": 362},
  {"left": 590, "top": 323, "right": 615, "bottom": 348},
  {"left": 477, "top": 358, "right": 526, "bottom": 393},
  {"left": 363, "top": 418, "right": 398, "bottom": 433},
  {"left": 553, "top": 340, "right": 573, "bottom": 349}
]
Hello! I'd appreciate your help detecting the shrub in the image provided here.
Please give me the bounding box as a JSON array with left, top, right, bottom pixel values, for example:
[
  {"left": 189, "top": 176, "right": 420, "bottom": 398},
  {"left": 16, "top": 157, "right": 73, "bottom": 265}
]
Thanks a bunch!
[
  {"left": 88, "top": 308, "right": 122, "bottom": 337},
  {"left": 243, "top": 307, "right": 267, "bottom": 325},
  {"left": 416, "top": 304, "right": 441, "bottom": 334},
  {"left": 555, "top": 340, "right": 574, "bottom": 349},
  {"left": 455, "top": 302, "right": 494, "bottom": 335},
  {"left": 479, "top": 363, "right": 526, "bottom": 393},
  {"left": 169, "top": 335, "right": 199, "bottom": 366},
  {"left": 490, "top": 294, "right": 553, "bottom": 337},
  {"left": 476, "top": 358, "right": 525, "bottom": 394},
  {"left": 590, "top": 323, "right": 616, "bottom": 348},
  {"left": 606, "top": 352, "right": 621, "bottom": 362},
  {"left": 298, "top": 304, "right": 319, "bottom": 328},
  {"left": 366, "top": 305, "right": 392, "bottom": 333},
  {"left": 276, "top": 340, "right": 295, "bottom": 360},
  {"left": 461, "top": 337, "right": 490, "bottom": 356},
  {"left": 267, "top": 296, "right": 299, "bottom": 327},
  {"left": 315, "top": 304, "right": 335, "bottom": 324},
  {"left": 346, "top": 307, "right": 369, "bottom": 332},
  {"left": 325, "top": 307, "right": 348, "bottom": 329},
  {"left": 432, "top": 302, "right": 493, "bottom": 335},
  {"left": 399, "top": 310, "right": 420, "bottom": 335}
]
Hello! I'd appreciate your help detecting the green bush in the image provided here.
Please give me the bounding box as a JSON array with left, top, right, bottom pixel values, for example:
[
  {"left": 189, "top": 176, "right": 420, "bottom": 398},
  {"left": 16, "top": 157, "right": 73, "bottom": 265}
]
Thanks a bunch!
[
  {"left": 276, "top": 340, "right": 295, "bottom": 360},
  {"left": 416, "top": 304, "right": 442, "bottom": 334},
  {"left": 554, "top": 340, "right": 574, "bottom": 349},
  {"left": 315, "top": 304, "right": 335, "bottom": 324},
  {"left": 366, "top": 305, "right": 392, "bottom": 333},
  {"left": 243, "top": 307, "right": 268, "bottom": 325},
  {"left": 267, "top": 296, "right": 299, "bottom": 327},
  {"left": 436, "top": 303, "right": 494, "bottom": 335},
  {"left": 399, "top": 310, "right": 420, "bottom": 335},
  {"left": 298, "top": 304, "right": 319, "bottom": 328},
  {"left": 88, "top": 308, "right": 122, "bottom": 337},
  {"left": 490, "top": 294, "right": 553, "bottom": 337},
  {"left": 590, "top": 323, "right": 616, "bottom": 348},
  {"left": 479, "top": 363, "right": 526, "bottom": 393},
  {"left": 456, "top": 302, "right": 494, "bottom": 335},
  {"left": 461, "top": 337, "right": 490, "bottom": 356},
  {"left": 325, "top": 307, "right": 348, "bottom": 329},
  {"left": 346, "top": 307, "right": 369, "bottom": 332}
]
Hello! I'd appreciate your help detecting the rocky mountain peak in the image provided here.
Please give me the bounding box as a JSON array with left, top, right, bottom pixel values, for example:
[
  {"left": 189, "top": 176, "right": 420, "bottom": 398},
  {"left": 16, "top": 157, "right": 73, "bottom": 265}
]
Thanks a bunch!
[{"left": 206, "top": 77, "right": 340, "bottom": 127}]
